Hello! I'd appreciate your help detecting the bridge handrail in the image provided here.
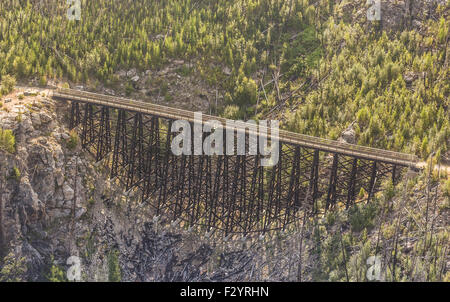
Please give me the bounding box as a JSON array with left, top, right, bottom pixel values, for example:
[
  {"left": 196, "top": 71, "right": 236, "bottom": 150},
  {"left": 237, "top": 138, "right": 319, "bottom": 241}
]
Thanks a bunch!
[{"left": 53, "top": 88, "right": 419, "bottom": 166}]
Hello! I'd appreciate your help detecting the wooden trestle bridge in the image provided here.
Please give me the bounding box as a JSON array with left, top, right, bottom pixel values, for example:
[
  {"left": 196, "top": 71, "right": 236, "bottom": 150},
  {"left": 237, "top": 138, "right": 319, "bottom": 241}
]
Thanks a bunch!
[{"left": 52, "top": 88, "right": 419, "bottom": 234}]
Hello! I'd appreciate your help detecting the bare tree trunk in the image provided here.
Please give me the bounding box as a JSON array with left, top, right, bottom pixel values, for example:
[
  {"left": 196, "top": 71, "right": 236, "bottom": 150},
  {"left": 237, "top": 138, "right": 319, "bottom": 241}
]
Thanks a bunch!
[
  {"left": 391, "top": 175, "right": 409, "bottom": 281},
  {"left": 391, "top": 216, "right": 400, "bottom": 281},
  {"left": 0, "top": 166, "right": 4, "bottom": 259},
  {"left": 424, "top": 158, "right": 432, "bottom": 248},
  {"left": 339, "top": 225, "right": 349, "bottom": 282},
  {"left": 297, "top": 209, "right": 307, "bottom": 282},
  {"left": 69, "top": 155, "right": 78, "bottom": 254}
]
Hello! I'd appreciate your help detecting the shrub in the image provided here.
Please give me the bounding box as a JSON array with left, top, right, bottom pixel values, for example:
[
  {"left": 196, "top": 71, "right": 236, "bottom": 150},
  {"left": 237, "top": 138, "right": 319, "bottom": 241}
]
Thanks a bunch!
[
  {"left": 223, "top": 104, "right": 243, "bottom": 120},
  {"left": 348, "top": 202, "right": 378, "bottom": 233},
  {"left": 0, "top": 252, "right": 27, "bottom": 282},
  {"left": 47, "top": 257, "right": 68, "bottom": 282},
  {"left": 164, "top": 92, "right": 173, "bottom": 102},
  {"left": 47, "top": 264, "right": 67, "bottom": 282},
  {"left": 0, "top": 129, "right": 16, "bottom": 153},
  {"left": 234, "top": 76, "right": 257, "bottom": 107},
  {"left": 358, "top": 187, "right": 366, "bottom": 199},
  {"left": 108, "top": 250, "right": 121, "bottom": 282},
  {"left": 11, "top": 166, "right": 21, "bottom": 181},
  {"left": 444, "top": 179, "right": 450, "bottom": 198},
  {"left": 15, "top": 112, "right": 22, "bottom": 123},
  {"left": 125, "top": 82, "right": 134, "bottom": 96},
  {"left": 66, "top": 130, "right": 79, "bottom": 150},
  {"left": 39, "top": 75, "right": 48, "bottom": 87},
  {"left": 176, "top": 65, "right": 192, "bottom": 76},
  {"left": 160, "top": 80, "right": 169, "bottom": 95},
  {"left": 0, "top": 75, "right": 16, "bottom": 95}
]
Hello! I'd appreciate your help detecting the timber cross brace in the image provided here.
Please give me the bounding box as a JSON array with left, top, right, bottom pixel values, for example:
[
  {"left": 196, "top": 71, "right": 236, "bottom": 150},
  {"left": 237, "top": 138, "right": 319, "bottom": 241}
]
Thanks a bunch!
[{"left": 53, "top": 88, "right": 419, "bottom": 235}]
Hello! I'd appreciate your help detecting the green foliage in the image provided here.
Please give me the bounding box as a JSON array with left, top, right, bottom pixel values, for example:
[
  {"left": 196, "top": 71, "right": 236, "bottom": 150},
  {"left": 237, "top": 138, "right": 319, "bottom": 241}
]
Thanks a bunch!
[
  {"left": 66, "top": 130, "right": 79, "bottom": 150},
  {"left": 357, "top": 107, "right": 370, "bottom": 128},
  {"left": 0, "top": 251, "right": 27, "bottom": 282},
  {"left": 107, "top": 250, "right": 121, "bottom": 282},
  {"left": 347, "top": 240, "right": 373, "bottom": 282},
  {"left": 0, "top": 0, "right": 323, "bottom": 119},
  {"left": 320, "top": 232, "right": 346, "bottom": 281},
  {"left": 125, "top": 82, "right": 135, "bottom": 96},
  {"left": 0, "top": 75, "right": 16, "bottom": 95},
  {"left": 348, "top": 202, "right": 379, "bottom": 233},
  {"left": 10, "top": 166, "right": 21, "bottom": 181},
  {"left": 358, "top": 187, "right": 366, "bottom": 199},
  {"left": 176, "top": 65, "right": 192, "bottom": 77},
  {"left": 164, "top": 92, "right": 173, "bottom": 102},
  {"left": 234, "top": 76, "right": 258, "bottom": 107},
  {"left": 160, "top": 80, "right": 169, "bottom": 96},
  {"left": 15, "top": 111, "right": 22, "bottom": 122},
  {"left": 39, "top": 75, "right": 48, "bottom": 87},
  {"left": 47, "top": 257, "right": 68, "bottom": 282},
  {"left": 382, "top": 180, "right": 396, "bottom": 202},
  {"left": 284, "top": 14, "right": 449, "bottom": 159},
  {"left": 223, "top": 104, "right": 243, "bottom": 120},
  {"left": 0, "top": 129, "right": 16, "bottom": 153},
  {"left": 444, "top": 179, "right": 450, "bottom": 199},
  {"left": 0, "top": 75, "right": 16, "bottom": 94}
]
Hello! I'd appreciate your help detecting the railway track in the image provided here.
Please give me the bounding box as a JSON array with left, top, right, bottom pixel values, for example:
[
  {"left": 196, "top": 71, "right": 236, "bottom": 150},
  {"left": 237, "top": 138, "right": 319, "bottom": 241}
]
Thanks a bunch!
[{"left": 51, "top": 88, "right": 419, "bottom": 168}]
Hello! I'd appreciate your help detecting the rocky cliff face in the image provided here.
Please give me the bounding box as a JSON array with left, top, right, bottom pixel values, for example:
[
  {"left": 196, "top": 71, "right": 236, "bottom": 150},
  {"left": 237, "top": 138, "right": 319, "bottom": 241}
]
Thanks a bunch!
[{"left": 0, "top": 90, "right": 91, "bottom": 280}]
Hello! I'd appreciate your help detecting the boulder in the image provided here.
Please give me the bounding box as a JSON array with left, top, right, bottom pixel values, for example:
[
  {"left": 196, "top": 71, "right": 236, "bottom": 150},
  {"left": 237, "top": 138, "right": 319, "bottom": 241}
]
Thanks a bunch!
[
  {"left": 62, "top": 183, "right": 75, "bottom": 201},
  {"left": 403, "top": 71, "right": 420, "bottom": 85},
  {"left": 24, "top": 89, "right": 38, "bottom": 96},
  {"left": 127, "top": 68, "right": 137, "bottom": 78},
  {"left": 31, "top": 113, "right": 41, "bottom": 127},
  {"left": 39, "top": 112, "right": 52, "bottom": 124},
  {"left": 55, "top": 170, "right": 65, "bottom": 187},
  {"left": 340, "top": 123, "right": 356, "bottom": 144},
  {"left": 20, "top": 117, "right": 34, "bottom": 133},
  {"left": 104, "top": 88, "right": 116, "bottom": 96},
  {"left": 49, "top": 208, "right": 72, "bottom": 219},
  {"left": 53, "top": 146, "right": 64, "bottom": 168},
  {"left": 15, "top": 177, "right": 44, "bottom": 221},
  {"left": 34, "top": 171, "right": 56, "bottom": 203},
  {"left": 60, "top": 133, "right": 70, "bottom": 140},
  {"left": 223, "top": 66, "right": 232, "bottom": 76},
  {"left": 75, "top": 207, "right": 87, "bottom": 219}
]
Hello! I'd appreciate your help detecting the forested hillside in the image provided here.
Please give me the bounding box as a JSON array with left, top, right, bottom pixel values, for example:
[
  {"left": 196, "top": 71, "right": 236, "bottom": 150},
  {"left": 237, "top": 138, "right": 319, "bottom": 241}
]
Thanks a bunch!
[{"left": 0, "top": 0, "right": 448, "bottom": 159}]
